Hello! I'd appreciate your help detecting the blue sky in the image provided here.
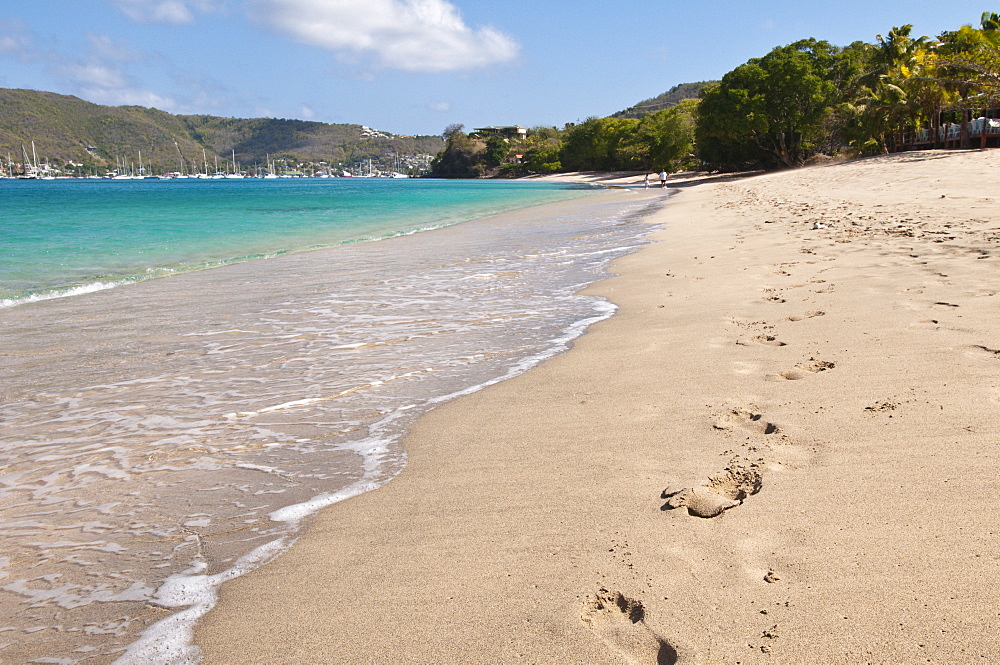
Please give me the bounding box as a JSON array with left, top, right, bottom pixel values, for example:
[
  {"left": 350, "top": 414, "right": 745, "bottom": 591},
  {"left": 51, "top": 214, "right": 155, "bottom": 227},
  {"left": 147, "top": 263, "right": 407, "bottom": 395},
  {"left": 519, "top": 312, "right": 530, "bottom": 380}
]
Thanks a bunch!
[{"left": 0, "top": 1, "right": 992, "bottom": 136}]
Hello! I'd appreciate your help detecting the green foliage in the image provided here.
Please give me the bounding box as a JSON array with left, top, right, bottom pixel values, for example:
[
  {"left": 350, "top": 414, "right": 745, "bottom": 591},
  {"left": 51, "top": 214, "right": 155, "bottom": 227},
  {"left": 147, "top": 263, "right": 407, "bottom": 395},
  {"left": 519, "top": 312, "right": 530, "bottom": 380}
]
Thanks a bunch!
[
  {"left": 834, "top": 26, "right": 932, "bottom": 153},
  {"left": 523, "top": 146, "right": 562, "bottom": 173},
  {"left": 695, "top": 39, "right": 842, "bottom": 170},
  {"left": 695, "top": 82, "right": 773, "bottom": 171},
  {"left": 629, "top": 99, "right": 698, "bottom": 170},
  {"left": 484, "top": 135, "right": 510, "bottom": 167},
  {"left": 430, "top": 125, "right": 485, "bottom": 177},
  {"left": 612, "top": 82, "right": 718, "bottom": 119},
  {"left": 695, "top": 11, "right": 1000, "bottom": 169},
  {"left": 425, "top": 10, "right": 1000, "bottom": 179},
  {"left": 559, "top": 117, "right": 639, "bottom": 171},
  {"left": 937, "top": 14, "right": 1000, "bottom": 104}
]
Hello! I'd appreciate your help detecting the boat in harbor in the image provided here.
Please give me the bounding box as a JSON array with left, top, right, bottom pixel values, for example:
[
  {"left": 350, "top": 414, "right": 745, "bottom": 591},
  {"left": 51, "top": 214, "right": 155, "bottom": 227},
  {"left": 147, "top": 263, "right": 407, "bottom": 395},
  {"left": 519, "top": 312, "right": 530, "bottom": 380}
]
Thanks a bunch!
[{"left": 224, "top": 150, "right": 245, "bottom": 178}]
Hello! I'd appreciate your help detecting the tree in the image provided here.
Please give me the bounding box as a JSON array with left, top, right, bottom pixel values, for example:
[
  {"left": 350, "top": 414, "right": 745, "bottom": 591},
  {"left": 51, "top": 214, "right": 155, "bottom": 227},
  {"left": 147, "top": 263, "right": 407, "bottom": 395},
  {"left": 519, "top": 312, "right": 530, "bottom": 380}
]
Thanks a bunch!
[
  {"left": 523, "top": 146, "right": 562, "bottom": 173},
  {"left": 484, "top": 135, "right": 509, "bottom": 167},
  {"left": 559, "top": 117, "right": 639, "bottom": 171},
  {"left": 835, "top": 26, "right": 936, "bottom": 153},
  {"left": 628, "top": 99, "right": 698, "bottom": 171},
  {"left": 430, "top": 124, "right": 484, "bottom": 177},
  {"left": 695, "top": 39, "right": 841, "bottom": 170},
  {"left": 519, "top": 126, "right": 563, "bottom": 174},
  {"left": 937, "top": 13, "right": 1000, "bottom": 135}
]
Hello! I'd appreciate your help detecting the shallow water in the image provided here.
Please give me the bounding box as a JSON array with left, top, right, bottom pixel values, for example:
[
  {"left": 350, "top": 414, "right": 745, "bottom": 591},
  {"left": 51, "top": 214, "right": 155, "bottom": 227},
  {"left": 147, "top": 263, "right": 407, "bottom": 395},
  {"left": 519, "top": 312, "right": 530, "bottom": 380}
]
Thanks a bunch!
[
  {"left": 0, "top": 178, "right": 592, "bottom": 307},
  {"left": 0, "top": 184, "right": 663, "bottom": 663}
]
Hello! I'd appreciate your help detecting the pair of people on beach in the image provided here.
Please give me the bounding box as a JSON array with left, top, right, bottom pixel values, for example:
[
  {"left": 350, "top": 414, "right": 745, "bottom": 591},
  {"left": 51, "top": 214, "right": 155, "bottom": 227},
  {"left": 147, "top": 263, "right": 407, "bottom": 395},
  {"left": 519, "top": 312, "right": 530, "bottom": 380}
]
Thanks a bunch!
[{"left": 643, "top": 171, "right": 668, "bottom": 188}]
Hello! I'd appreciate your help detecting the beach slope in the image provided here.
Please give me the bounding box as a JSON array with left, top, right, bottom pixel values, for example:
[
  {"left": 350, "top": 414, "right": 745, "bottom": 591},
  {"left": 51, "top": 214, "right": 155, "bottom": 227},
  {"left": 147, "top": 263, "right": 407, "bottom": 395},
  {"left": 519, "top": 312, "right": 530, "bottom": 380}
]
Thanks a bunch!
[{"left": 196, "top": 151, "right": 999, "bottom": 663}]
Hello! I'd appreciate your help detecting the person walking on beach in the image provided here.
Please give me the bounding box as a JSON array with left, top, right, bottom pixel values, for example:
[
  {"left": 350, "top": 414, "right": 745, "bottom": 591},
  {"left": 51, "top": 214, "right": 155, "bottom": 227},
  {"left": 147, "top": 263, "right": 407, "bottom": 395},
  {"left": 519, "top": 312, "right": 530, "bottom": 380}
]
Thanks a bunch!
[
  {"left": 644, "top": 173, "right": 650, "bottom": 189},
  {"left": 659, "top": 170, "right": 667, "bottom": 188}
]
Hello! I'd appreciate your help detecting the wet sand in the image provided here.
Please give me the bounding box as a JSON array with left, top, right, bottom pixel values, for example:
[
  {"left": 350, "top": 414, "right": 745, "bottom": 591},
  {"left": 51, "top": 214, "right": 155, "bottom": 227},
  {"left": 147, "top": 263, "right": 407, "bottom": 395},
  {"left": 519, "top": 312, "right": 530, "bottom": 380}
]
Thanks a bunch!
[{"left": 196, "top": 151, "right": 1000, "bottom": 663}]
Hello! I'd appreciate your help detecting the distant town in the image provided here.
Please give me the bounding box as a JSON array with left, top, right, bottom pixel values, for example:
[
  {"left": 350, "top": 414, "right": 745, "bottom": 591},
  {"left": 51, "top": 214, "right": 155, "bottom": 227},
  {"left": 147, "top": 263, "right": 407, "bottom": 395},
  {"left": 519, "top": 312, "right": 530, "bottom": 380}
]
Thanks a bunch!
[
  {"left": 1, "top": 136, "right": 436, "bottom": 179},
  {"left": 0, "top": 89, "right": 446, "bottom": 180}
]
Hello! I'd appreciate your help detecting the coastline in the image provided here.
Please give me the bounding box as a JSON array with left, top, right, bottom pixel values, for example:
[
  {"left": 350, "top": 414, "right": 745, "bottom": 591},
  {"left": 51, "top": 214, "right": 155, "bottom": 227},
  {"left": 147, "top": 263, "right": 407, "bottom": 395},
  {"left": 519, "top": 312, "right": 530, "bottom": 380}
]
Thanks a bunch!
[
  {"left": 195, "top": 151, "right": 999, "bottom": 663},
  {"left": 1, "top": 183, "right": 662, "bottom": 664}
]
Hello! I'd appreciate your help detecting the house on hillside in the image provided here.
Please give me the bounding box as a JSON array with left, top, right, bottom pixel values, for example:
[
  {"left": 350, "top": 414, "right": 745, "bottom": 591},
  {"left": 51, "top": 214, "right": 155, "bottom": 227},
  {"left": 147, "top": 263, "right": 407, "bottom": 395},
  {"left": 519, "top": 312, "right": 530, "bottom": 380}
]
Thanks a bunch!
[
  {"left": 471, "top": 125, "right": 527, "bottom": 139},
  {"left": 360, "top": 126, "right": 390, "bottom": 139}
]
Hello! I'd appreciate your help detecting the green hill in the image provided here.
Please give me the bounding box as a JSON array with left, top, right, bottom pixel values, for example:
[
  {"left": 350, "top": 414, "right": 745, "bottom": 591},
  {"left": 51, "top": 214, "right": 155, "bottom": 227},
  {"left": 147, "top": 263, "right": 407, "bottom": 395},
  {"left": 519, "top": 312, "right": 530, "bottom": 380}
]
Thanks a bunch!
[
  {"left": 611, "top": 81, "right": 716, "bottom": 119},
  {"left": 0, "top": 89, "right": 443, "bottom": 175}
]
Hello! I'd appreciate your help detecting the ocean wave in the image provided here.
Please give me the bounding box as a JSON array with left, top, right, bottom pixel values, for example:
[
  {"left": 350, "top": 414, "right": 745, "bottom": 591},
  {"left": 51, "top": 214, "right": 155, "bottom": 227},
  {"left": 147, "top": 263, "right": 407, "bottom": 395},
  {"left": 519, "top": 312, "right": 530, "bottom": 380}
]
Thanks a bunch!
[{"left": 0, "top": 280, "right": 128, "bottom": 308}]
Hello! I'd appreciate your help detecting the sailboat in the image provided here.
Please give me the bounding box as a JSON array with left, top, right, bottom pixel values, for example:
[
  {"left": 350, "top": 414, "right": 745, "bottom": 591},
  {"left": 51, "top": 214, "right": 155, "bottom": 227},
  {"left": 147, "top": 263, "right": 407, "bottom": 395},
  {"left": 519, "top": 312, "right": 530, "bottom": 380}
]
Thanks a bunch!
[
  {"left": 137, "top": 150, "right": 158, "bottom": 179},
  {"left": 192, "top": 149, "right": 209, "bottom": 178},
  {"left": 390, "top": 153, "right": 408, "bottom": 178},
  {"left": 263, "top": 153, "right": 278, "bottom": 179},
  {"left": 34, "top": 142, "right": 56, "bottom": 179},
  {"left": 111, "top": 155, "right": 134, "bottom": 179},
  {"left": 17, "top": 141, "right": 53, "bottom": 179},
  {"left": 173, "top": 141, "right": 191, "bottom": 178},
  {"left": 17, "top": 144, "right": 37, "bottom": 179},
  {"left": 224, "top": 149, "right": 245, "bottom": 178},
  {"left": 210, "top": 154, "right": 225, "bottom": 179}
]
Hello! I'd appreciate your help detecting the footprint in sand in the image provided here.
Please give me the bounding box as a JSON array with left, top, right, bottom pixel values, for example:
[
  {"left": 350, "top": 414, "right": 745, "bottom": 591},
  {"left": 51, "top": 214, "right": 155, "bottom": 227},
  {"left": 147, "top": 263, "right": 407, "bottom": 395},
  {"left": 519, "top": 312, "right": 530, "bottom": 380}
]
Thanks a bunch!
[
  {"left": 661, "top": 464, "right": 763, "bottom": 518},
  {"left": 767, "top": 358, "right": 835, "bottom": 381},
  {"left": 751, "top": 334, "right": 787, "bottom": 347},
  {"left": 581, "top": 588, "right": 678, "bottom": 665},
  {"left": 769, "top": 368, "right": 810, "bottom": 381},
  {"left": 785, "top": 310, "right": 825, "bottom": 322},
  {"left": 713, "top": 408, "right": 781, "bottom": 435}
]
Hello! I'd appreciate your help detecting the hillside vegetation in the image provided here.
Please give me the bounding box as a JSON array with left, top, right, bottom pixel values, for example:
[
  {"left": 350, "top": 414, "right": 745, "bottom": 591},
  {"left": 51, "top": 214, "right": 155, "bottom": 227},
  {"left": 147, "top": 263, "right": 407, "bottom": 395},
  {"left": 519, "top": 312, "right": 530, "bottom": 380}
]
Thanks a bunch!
[
  {"left": 610, "top": 82, "right": 716, "bottom": 119},
  {"left": 433, "top": 10, "right": 1000, "bottom": 177},
  {"left": 0, "top": 89, "right": 443, "bottom": 175}
]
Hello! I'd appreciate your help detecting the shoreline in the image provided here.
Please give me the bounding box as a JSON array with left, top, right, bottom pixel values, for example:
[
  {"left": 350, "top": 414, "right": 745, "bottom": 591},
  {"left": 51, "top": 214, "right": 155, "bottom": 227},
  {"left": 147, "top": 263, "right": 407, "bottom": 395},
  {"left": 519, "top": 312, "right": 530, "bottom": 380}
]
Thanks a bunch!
[
  {"left": 196, "top": 151, "right": 999, "bottom": 663},
  {"left": 1, "top": 183, "right": 665, "bottom": 664}
]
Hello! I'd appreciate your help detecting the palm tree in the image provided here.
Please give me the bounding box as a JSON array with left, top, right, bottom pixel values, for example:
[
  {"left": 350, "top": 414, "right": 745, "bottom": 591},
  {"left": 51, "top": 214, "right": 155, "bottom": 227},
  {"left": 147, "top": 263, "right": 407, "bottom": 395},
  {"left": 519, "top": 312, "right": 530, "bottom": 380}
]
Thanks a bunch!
[
  {"left": 865, "top": 25, "right": 929, "bottom": 84},
  {"left": 902, "top": 45, "right": 954, "bottom": 148},
  {"left": 980, "top": 11, "right": 1000, "bottom": 32},
  {"left": 847, "top": 25, "right": 939, "bottom": 152},
  {"left": 843, "top": 78, "right": 910, "bottom": 153}
]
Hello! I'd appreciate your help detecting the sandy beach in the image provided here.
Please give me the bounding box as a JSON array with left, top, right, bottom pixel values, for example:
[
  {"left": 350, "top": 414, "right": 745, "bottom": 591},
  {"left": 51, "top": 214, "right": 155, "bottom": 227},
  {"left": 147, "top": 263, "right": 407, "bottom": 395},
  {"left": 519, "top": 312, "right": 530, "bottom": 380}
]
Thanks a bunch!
[{"left": 195, "top": 150, "right": 999, "bottom": 664}]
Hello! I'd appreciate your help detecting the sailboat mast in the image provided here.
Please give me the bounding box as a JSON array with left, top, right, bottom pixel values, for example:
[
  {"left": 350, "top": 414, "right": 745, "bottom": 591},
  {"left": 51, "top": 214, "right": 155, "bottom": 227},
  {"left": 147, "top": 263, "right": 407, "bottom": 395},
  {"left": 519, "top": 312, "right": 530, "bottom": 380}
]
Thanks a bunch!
[{"left": 175, "top": 141, "right": 185, "bottom": 176}]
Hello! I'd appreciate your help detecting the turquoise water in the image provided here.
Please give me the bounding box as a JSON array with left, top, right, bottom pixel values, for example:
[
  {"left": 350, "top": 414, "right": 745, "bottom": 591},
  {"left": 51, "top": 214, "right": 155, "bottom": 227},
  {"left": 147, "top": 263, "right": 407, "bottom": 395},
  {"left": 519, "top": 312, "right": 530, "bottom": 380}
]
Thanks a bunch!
[
  {"left": 0, "top": 178, "right": 592, "bottom": 305},
  {"left": 0, "top": 178, "right": 665, "bottom": 663}
]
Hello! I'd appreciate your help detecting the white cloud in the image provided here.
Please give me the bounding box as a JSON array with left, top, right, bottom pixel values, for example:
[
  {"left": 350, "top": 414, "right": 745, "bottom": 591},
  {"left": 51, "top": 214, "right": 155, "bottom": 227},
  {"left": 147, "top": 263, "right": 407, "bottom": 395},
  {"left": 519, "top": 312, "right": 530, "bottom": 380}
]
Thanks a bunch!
[
  {"left": 300, "top": 104, "right": 316, "bottom": 118},
  {"left": 0, "top": 18, "right": 37, "bottom": 60},
  {"left": 83, "top": 86, "right": 178, "bottom": 110},
  {"left": 250, "top": 0, "right": 519, "bottom": 73},
  {"left": 429, "top": 101, "right": 450, "bottom": 112},
  {"left": 87, "top": 33, "right": 145, "bottom": 63},
  {"left": 65, "top": 63, "right": 130, "bottom": 89},
  {"left": 0, "top": 34, "right": 22, "bottom": 54},
  {"left": 114, "top": 0, "right": 226, "bottom": 24},
  {"left": 58, "top": 48, "right": 179, "bottom": 111}
]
